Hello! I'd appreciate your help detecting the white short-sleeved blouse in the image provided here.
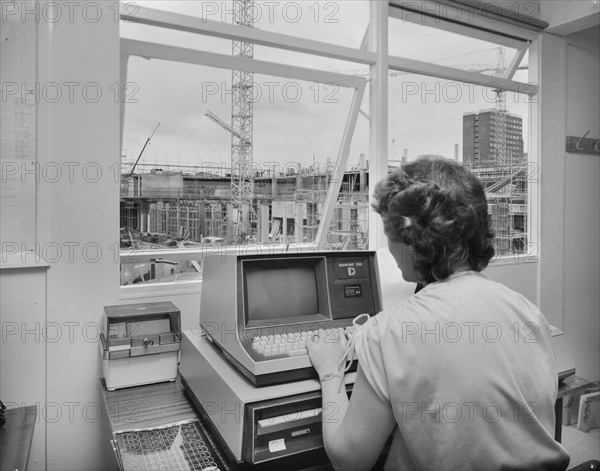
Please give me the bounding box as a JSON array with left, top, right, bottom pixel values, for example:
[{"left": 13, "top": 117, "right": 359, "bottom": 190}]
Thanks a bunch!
[{"left": 354, "top": 271, "right": 570, "bottom": 471}]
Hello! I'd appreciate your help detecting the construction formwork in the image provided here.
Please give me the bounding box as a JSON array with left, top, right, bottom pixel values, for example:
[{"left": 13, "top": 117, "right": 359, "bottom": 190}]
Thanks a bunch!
[
  {"left": 327, "top": 198, "right": 370, "bottom": 250},
  {"left": 120, "top": 199, "right": 140, "bottom": 232},
  {"left": 147, "top": 201, "right": 202, "bottom": 242}
]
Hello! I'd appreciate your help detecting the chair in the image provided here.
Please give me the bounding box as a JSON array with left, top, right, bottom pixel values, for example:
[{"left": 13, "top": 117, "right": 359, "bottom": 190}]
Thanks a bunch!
[{"left": 568, "top": 459, "right": 599, "bottom": 471}]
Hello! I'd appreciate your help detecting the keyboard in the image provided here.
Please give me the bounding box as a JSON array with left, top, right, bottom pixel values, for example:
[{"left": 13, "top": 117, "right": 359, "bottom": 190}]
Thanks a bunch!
[{"left": 250, "top": 327, "right": 356, "bottom": 358}]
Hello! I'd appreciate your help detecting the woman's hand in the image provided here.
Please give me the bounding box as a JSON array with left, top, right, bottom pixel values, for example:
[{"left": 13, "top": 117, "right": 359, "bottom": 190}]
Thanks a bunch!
[{"left": 307, "top": 328, "right": 348, "bottom": 377}]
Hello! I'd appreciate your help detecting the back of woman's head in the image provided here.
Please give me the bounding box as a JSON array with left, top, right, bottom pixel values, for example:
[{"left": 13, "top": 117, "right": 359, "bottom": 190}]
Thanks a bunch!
[{"left": 372, "top": 155, "right": 495, "bottom": 283}]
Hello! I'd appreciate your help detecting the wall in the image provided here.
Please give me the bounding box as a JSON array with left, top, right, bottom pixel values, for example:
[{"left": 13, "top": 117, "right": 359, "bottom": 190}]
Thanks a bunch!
[
  {"left": 563, "top": 39, "right": 600, "bottom": 380},
  {"left": 39, "top": 3, "right": 120, "bottom": 469},
  {"left": 485, "top": 261, "right": 539, "bottom": 304},
  {"left": 44, "top": 10, "right": 120, "bottom": 469},
  {"left": 538, "top": 28, "right": 600, "bottom": 380},
  {"left": 1, "top": 3, "right": 120, "bottom": 469}
]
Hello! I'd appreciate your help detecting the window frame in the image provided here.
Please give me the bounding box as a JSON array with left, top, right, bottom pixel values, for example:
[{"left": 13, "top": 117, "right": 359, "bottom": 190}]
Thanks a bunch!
[{"left": 118, "top": 1, "right": 542, "bottom": 298}]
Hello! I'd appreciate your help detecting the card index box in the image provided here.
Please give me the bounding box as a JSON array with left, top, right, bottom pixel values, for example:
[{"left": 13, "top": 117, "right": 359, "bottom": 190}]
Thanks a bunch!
[{"left": 100, "top": 302, "right": 181, "bottom": 390}]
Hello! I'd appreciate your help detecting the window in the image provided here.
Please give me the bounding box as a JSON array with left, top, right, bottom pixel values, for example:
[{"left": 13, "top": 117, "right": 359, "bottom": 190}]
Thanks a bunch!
[
  {"left": 118, "top": 1, "right": 543, "bottom": 288},
  {"left": 387, "top": 3, "right": 538, "bottom": 260},
  {"left": 119, "top": 1, "right": 370, "bottom": 287}
]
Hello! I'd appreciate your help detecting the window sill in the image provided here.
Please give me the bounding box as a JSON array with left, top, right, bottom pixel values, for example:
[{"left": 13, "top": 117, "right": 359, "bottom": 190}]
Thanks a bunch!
[
  {"left": 118, "top": 242, "right": 322, "bottom": 299},
  {"left": 119, "top": 279, "right": 201, "bottom": 300},
  {"left": 488, "top": 254, "right": 539, "bottom": 267}
]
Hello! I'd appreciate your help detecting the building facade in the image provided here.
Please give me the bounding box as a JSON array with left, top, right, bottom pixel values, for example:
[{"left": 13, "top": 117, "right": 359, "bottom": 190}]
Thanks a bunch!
[{"left": 463, "top": 110, "right": 525, "bottom": 164}]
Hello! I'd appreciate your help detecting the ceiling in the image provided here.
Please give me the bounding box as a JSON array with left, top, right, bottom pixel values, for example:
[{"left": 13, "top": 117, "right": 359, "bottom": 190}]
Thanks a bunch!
[{"left": 573, "top": 24, "right": 600, "bottom": 41}]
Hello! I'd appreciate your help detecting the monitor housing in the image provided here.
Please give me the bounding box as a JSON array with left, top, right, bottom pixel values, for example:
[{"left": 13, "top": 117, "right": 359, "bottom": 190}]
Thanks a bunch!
[{"left": 199, "top": 251, "right": 382, "bottom": 386}]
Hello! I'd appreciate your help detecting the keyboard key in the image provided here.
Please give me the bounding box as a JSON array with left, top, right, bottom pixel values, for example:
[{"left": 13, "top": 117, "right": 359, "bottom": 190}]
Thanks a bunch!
[{"left": 288, "top": 348, "right": 308, "bottom": 356}]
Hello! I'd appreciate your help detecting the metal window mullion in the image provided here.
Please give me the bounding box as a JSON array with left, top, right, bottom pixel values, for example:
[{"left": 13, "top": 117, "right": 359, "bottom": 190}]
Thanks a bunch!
[
  {"left": 503, "top": 45, "right": 528, "bottom": 80},
  {"left": 121, "top": 39, "right": 365, "bottom": 89},
  {"left": 369, "top": 0, "right": 389, "bottom": 251},
  {"left": 388, "top": 54, "right": 537, "bottom": 95}
]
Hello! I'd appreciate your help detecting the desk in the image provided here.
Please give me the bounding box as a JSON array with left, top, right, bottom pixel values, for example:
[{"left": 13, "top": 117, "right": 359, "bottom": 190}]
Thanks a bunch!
[
  {"left": 556, "top": 375, "right": 598, "bottom": 442},
  {"left": 102, "top": 371, "right": 574, "bottom": 469},
  {"left": 0, "top": 405, "right": 37, "bottom": 471},
  {"left": 100, "top": 377, "right": 236, "bottom": 470},
  {"left": 100, "top": 378, "right": 338, "bottom": 471}
]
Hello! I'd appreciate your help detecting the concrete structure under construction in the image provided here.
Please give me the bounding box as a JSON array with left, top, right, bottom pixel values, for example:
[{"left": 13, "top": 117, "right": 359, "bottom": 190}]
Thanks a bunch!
[{"left": 120, "top": 165, "right": 370, "bottom": 250}]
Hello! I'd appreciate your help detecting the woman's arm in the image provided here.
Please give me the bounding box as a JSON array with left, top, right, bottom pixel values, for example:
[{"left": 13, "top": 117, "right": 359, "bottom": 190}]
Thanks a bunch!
[{"left": 308, "top": 333, "right": 396, "bottom": 470}]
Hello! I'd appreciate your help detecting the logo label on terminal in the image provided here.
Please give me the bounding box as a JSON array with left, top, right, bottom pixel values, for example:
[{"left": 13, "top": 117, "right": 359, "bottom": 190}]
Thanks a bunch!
[{"left": 335, "top": 260, "right": 366, "bottom": 279}]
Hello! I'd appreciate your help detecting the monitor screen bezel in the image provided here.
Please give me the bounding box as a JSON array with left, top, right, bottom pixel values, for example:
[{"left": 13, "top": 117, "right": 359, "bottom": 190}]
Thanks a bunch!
[{"left": 240, "top": 256, "right": 331, "bottom": 329}]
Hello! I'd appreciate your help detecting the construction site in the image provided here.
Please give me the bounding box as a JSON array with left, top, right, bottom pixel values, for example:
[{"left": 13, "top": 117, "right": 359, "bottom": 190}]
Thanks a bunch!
[
  {"left": 119, "top": 158, "right": 528, "bottom": 251},
  {"left": 119, "top": 160, "right": 370, "bottom": 250}
]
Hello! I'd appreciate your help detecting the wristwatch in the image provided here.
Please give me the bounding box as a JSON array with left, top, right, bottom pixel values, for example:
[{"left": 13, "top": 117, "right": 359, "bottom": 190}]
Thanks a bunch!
[{"left": 320, "top": 372, "right": 342, "bottom": 383}]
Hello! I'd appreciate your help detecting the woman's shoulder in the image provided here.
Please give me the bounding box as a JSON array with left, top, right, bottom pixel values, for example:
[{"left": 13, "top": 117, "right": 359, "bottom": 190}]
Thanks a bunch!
[
  {"left": 366, "top": 271, "right": 546, "bottom": 332},
  {"left": 366, "top": 294, "right": 427, "bottom": 332}
]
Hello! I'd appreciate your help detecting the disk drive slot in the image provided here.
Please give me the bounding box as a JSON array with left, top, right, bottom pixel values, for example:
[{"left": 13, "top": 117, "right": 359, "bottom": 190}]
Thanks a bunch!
[
  {"left": 291, "top": 428, "right": 311, "bottom": 437},
  {"left": 256, "top": 407, "right": 322, "bottom": 436}
]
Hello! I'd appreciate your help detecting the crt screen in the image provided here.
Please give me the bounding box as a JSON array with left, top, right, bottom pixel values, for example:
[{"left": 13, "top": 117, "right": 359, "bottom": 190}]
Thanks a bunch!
[{"left": 245, "top": 265, "right": 319, "bottom": 322}]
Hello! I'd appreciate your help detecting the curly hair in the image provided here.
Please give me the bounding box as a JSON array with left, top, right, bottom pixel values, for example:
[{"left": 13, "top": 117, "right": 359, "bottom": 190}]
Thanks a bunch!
[{"left": 372, "top": 156, "right": 495, "bottom": 283}]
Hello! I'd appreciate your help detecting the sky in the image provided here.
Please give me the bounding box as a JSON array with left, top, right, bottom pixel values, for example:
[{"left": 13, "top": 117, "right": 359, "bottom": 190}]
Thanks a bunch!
[{"left": 120, "top": 0, "right": 532, "bottom": 174}]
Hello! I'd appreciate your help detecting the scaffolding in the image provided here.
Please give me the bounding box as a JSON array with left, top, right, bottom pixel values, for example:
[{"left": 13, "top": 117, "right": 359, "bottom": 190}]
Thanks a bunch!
[{"left": 478, "top": 162, "right": 528, "bottom": 256}]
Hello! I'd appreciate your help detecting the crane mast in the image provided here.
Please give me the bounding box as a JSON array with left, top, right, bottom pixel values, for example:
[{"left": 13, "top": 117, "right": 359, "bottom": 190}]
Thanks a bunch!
[
  {"left": 231, "top": 0, "right": 255, "bottom": 240},
  {"left": 493, "top": 47, "right": 508, "bottom": 164}
]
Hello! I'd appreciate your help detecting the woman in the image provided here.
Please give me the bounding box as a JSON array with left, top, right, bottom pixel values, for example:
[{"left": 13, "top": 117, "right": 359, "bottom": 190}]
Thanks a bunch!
[{"left": 308, "top": 156, "right": 570, "bottom": 471}]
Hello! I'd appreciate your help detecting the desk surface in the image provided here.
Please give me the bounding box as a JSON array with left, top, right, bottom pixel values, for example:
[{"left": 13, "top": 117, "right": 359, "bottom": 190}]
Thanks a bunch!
[
  {"left": 0, "top": 405, "right": 37, "bottom": 471},
  {"left": 100, "top": 377, "right": 237, "bottom": 470},
  {"left": 100, "top": 378, "right": 337, "bottom": 471},
  {"left": 558, "top": 375, "right": 599, "bottom": 398},
  {"left": 101, "top": 377, "right": 199, "bottom": 435}
]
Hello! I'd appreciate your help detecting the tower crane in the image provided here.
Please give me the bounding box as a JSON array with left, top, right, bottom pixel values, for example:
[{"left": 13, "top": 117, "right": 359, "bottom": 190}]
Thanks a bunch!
[
  {"left": 230, "top": 0, "right": 255, "bottom": 240},
  {"left": 203, "top": 1, "right": 255, "bottom": 243}
]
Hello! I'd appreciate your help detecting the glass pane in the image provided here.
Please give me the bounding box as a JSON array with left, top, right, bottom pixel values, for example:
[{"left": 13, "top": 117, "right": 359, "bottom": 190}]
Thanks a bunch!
[
  {"left": 389, "top": 17, "right": 521, "bottom": 77},
  {"left": 120, "top": 255, "right": 203, "bottom": 285},
  {"left": 120, "top": 54, "right": 368, "bottom": 285},
  {"left": 388, "top": 72, "right": 532, "bottom": 258},
  {"left": 253, "top": 44, "right": 367, "bottom": 73},
  {"left": 325, "top": 83, "right": 370, "bottom": 251},
  {"left": 130, "top": 0, "right": 369, "bottom": 49}
]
